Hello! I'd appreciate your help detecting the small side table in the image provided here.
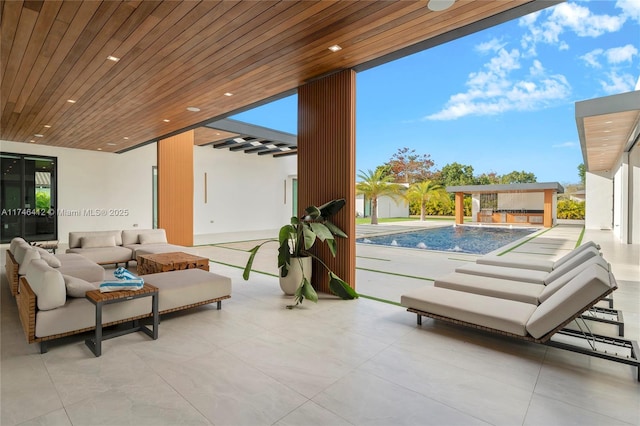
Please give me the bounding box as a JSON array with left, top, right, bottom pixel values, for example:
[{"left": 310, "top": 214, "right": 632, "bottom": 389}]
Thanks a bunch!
[{"left": 84, "top": 284, "right": 159, "bottom": 357}]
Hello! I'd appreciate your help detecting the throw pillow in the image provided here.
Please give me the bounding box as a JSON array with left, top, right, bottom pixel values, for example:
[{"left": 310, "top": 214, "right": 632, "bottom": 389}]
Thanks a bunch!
[
  {"left": 18, "top": 246, "right": 42, "bottom": 275},
  {"left": 35, "top": 247, "right": 62, "bottom": 268},
  {"left": 81, "top": 235, "right": 116, "bottom": 248},
  {"left": 25, "top": 259, "right": 66, "bottom": 310},
  {"left": 64, "top": 274, "right": 99, "bottom": 297},
  {"left": 139, "top": 232, "right": 167, "bottom": 245}
]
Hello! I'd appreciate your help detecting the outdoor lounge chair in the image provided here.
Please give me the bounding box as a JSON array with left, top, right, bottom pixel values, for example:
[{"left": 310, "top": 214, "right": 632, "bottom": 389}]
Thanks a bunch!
[
  {"left": 456, "top": 245, "right": 601, "bottom": 284},
  {"left": 435, "top": 256, "right": 624, "bottom": 335},
  {"left": 401, "top": 263, "right": 640, "bottom": 381},
  {"left": 475, "top": 240, "right": 600, "bottom": 272}
]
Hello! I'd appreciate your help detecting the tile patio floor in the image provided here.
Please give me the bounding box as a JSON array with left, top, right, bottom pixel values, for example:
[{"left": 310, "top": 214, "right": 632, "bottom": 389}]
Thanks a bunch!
[{"left": 1, "top": 223, "right": 638, "bottom": 425}]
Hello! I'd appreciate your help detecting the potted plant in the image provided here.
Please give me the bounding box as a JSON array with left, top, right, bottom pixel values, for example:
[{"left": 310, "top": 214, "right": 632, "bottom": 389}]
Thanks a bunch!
[{"left": 242, "top": 198, "right": 358, "bottom": 308}]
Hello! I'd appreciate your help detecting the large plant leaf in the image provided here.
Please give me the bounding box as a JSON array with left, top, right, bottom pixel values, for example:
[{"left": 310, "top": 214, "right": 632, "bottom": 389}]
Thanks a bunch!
[
  {"left": 325, "top": 238, "right": 337, "bottom": 257},
  {"left": 318, "top": 198, "right": 345, "bottom": 219},
  {"left": 302, "top": 223, "right": 317, "bottom": 250},
  {"left": 242, "top": 244, "right": 262, "bottom": 280},
  {"left": 323, "top": 220, "right": 347, "bottom": 238},
  {"left": 301, "top": 277, "right": 318, "bottom": 303},
  {"left": 303, "top": 205, "right": 321, "bottom": 220},
  {"left": 309, "top": 222, "right": 333, "bottom": 242},
  {"left": 328, "top": 272, "right": 358, "bottom": 300}
]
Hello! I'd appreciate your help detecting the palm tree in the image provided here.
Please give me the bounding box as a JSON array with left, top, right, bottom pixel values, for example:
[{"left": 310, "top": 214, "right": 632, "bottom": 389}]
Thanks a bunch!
[
  {"left": 356, "top": 169, "right": 404, "bottom": 224},
  {"left": 405, "top": 180, "right": 449, "bottom": 221}
]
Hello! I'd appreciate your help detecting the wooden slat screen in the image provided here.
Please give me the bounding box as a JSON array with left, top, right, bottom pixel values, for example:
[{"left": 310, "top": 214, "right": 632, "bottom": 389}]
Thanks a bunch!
[
  {"left": 298, "top": 70, "right": 356, "bottom": 293},
  {"left": 544, "top": 189, "right": 553, "bottom": 228},
  {"left": 158, "top": 130, "right": 194, "bottom": 246}
]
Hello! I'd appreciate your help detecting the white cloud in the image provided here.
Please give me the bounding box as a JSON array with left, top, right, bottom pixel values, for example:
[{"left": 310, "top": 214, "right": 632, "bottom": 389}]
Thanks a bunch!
[
  {"left": 600, "top": 71, "right": 638, "bottom": 94},
  {"left": 552, "top": 142, "right": 578, "bottom": 148},
  {"left": 519, "top": 2, "right": 626, "bottom": 54},
  {"left": 475, "top": 38, "right": 506, "bottom": 54},
  {"left": 425, "top": 49, "right": 571, "bottom": 121},
  {"left": 581, "top": 48, "right": 604, "bottom": 68},
  {"left": 616, "top": 0, "right": 640, "bottom": 23},
  {"left": 605, "top": 44, "right": 638, "bottom": 64}
]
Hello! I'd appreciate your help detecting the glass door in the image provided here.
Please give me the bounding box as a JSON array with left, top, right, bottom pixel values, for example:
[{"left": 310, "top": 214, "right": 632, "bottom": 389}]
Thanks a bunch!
[{"left": 0, "top": 153, "right": 57, "bottom": 243}]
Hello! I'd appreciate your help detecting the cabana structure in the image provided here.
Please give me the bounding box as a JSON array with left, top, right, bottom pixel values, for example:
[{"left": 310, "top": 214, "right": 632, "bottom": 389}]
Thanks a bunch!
[{"left": 447, "top": 182, "right": 565, "bottom": 228}]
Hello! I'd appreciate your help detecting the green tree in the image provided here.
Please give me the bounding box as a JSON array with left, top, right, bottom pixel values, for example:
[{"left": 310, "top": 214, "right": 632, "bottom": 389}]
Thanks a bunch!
[
  {"left": 475, "top": 172, "right": 500, "bottom": 185},
  {"left": 500, "top": 170, "right": 537, "bottom": 184},
  {"left": 35, "top": 191, "right": 51, "bottom": 211},
  {"left": 356, "top": 169, "right": 405, "bottom": 225},
  {"left": 578, "top": 163, "right": 586, "bottom": 185},
  {"left": 437, "top": 162, "right": 475, "bottom": 187},
  {"left": 405, "top": 180, "right": 450, "bottom": 221},
  {"left": 384, "top": 147, "right": 435, "bottom": 184}
]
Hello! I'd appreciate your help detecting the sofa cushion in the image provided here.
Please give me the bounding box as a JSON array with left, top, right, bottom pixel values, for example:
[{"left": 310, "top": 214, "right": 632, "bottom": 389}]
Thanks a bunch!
[
  {"left": 143, "top": 269, "right": 232, "bottom": 313},
  {"left": 64, "top": 274, "right": 99, "bottom": 297},
  {"left": 131, "top": 244, "right": 186, "bottom": 258},
  {"left": 81, "top": 235, "right": 116, "bottom": 248},
  {"left": 122, "top": 229, "right": 167, "bottom": 245},
  {"left": 139, "top": 232, "right": 167, "bottom": 245},
  {"left": 69, "top": 230, "right": 122, "bottom": 249},
  {"left": 57, "top": 259, "right": 105, "bottom": 282},
  {"left": 35, "top": 295, "right": 151, "bottom": 338},
  {"left": 25, "top": 259, "right": 66, "bottom": 311},
  {"left": 17, "top": 245, "right": 42, "bottom": 275},
  {"left": 67, "top": 246, "right": 132, "bottom": 264}
]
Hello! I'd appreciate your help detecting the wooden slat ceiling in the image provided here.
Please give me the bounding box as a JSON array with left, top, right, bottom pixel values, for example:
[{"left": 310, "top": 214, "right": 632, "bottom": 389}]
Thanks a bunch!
[
  {"left": 583, "top": 111, "right": 640, "bottom": 172},
  {"left": 1, "top": 0, "right": 548, "bottom": 153}
]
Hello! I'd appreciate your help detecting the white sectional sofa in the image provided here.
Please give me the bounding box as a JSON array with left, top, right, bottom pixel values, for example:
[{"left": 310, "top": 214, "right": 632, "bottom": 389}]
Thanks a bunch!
[
  {"left": 66, "top": 228, "right": 186, "bottom": 266},
  {"left": 17, "top": 259, "right": 232, "bottom": 353},
  {"left": 6, "top": 238, "right": 104, "bottom": 297}
]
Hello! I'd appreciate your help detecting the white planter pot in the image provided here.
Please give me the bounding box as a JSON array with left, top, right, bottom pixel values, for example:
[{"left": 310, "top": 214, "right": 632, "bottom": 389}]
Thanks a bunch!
[{"left": 279, "top": 256, "right": 312, "bottom": 296}]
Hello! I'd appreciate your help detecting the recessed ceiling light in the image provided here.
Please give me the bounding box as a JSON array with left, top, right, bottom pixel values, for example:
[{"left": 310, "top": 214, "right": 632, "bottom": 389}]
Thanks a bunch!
[
  {"left": 107, "top": 55, "right": 120, "bottom": 62},
  {"left": 603, "top": 130, "right": 611, "bottom": 133},
  {"left": 67, "top": 99, "right": 76, "bottom": 103},
  {"left": 215, "top": 133, "right": 220, "bottom": 136},
  {"left": 34, "top": 134, "right": 44, "bottom": 137},
  {"left": 605, "top": 120, "right": 613, "bottom": 124},
  {"left": 186, "top": 106, "right": 201, "bottom": 112},
  {"left": 97, "top": 148, "right": 102, "bottom": 151},
  {"left": 43, "top": 124, "right": 51, "bottom": 128},
  {"left": 163, "top": 119, "right": 170, "bottom": 122},
  {"left": 427, "top": 0, "right": 456, "bottom": 11},
  {"left": 224, "top": 92, "right": 233, "bottom": 97},
  {"left": 123, "top": 137, "right": 129, "bottom": 140},
  {"left": 328, "top": 44, "right": 342, "bottom": 52},
  {"left": 30, "top": 140, "right": 36, "bottom": 143},
  {"left": 107, "top": 143, "right": 116, "bottom": 146}
]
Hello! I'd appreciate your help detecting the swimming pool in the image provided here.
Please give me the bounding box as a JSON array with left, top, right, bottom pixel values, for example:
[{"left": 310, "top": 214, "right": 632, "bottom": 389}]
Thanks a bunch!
[{"left": 357, "top": 225, "right": 538, "bottom": 255}]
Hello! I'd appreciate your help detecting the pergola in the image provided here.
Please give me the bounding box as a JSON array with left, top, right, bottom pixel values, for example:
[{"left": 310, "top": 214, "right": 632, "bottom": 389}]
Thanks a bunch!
[{"left": 447, "top": 182, "right": 565, "bottom": 228}]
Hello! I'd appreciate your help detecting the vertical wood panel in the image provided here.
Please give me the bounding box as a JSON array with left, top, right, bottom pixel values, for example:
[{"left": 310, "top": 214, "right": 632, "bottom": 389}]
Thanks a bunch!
[
  {"left": 544, "top": 189, "right": 553, "bottom": 228},
  {"left": 298, "top": 70, "right": 356, "bottom": 293},
  {"left": 158, "top": 130, "right": 194, "bottom": 246},
  {"left": 455, "top": 192, "right": 464, "bottom": 225}
]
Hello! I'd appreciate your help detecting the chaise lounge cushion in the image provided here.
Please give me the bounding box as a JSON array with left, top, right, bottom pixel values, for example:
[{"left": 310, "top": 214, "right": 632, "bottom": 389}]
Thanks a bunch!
[
  {"left": 400, "top": 286, "right": 537, "bottom": 336},
  {"left": 434, "top": 273, "right": 544, "bottom": 304},
  {"left": 526, "top": 265, "right": 615, "bottom": 339},
  {"left": 25, "top": 259, "right": 66, "bottom": 311}
]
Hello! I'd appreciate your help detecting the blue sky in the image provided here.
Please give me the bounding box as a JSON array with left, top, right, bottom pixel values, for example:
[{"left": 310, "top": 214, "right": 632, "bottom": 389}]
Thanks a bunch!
[{"left": 233, "top": 0, "right": 639, "bottom": 184}]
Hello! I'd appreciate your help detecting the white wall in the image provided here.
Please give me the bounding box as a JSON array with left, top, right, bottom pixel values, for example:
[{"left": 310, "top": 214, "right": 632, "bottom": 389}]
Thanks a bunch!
[
  {"left": 585, "top": 171, "right": 613, "bottom": 230},
  {"left": 612, "top": 158, "right": 629, "bottom": 242},
  {"left": 192, "top": 145, "right": 297, "bottom": 235},
  {"left": 1, "top": 140, "right": 157, "bottom": 244},
  {"left": 497, "top": 192, "right": 543, "bottom": 210},
  {"left": 630, "top": 143, "right": 640, "bottom": 244},
  {"left": 354, "top": 194, "right": 407, "bottom": 218}
]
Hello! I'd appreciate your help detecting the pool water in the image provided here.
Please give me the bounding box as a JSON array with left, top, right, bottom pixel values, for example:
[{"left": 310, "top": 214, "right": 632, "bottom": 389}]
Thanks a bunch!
[{"left": 357, "top": 225, "right": 538, "bottom": 255}]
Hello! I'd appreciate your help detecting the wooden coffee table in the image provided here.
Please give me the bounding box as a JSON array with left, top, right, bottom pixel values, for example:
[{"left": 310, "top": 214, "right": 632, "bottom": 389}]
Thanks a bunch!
[{"left": 136, "top": 251, "right": 210, "bottom": 275}]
